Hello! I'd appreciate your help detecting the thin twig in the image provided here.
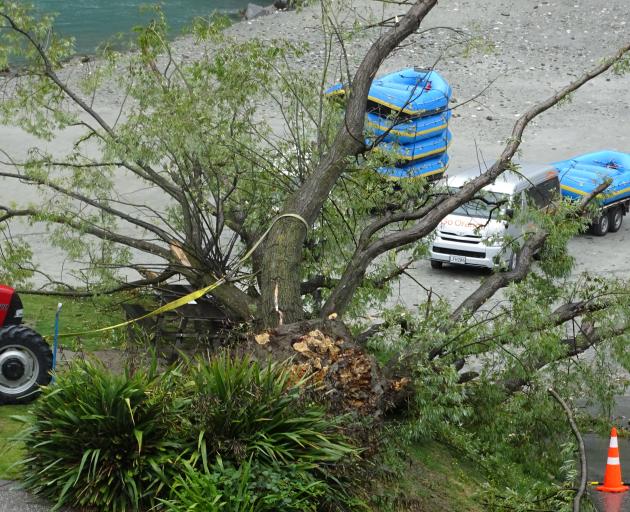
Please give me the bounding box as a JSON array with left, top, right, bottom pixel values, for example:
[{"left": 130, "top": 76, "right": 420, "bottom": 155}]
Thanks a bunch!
[{"left": 548, "top": 387, "right": 587, "bottom": 512}]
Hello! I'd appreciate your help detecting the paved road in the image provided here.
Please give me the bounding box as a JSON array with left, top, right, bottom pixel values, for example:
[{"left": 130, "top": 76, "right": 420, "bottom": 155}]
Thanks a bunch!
[
  {"left": 589, "top": 487, "right": 630, "bottom": 512},
  {"left": 0, "top": 481, "right": 71, "bottom": 512},
  {"left": 586, "top": 432, "right": 630, "bottom": 512},
  {"left": 586, "top": 396, "right": 630, "bottom": 512}
]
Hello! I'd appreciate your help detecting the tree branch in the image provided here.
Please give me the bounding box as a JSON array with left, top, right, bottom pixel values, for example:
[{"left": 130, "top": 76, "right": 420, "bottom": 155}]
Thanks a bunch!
[
  {"left": 0, "top": 206, "right": 171, "bottom": 259},
  {"left": 260, "top": 0, "right": 439, "bottom": 326},
  {"left": 547, "top": 387, "right": 587, "bottom": 512},
  {"left": 498, "top": 320, "right": 630, "bottom": 393},
  {"left": 17, "top": 269, "right": 177, "bottom": 297},
  {"left": 0, "top": 170, "right": 177, "bottom": 243},
  {"left": 450, "top": 179, "right": 611, "bottom": 322},
  {"left": 322, "top": 41, "right": 630, "bottom": 317}
]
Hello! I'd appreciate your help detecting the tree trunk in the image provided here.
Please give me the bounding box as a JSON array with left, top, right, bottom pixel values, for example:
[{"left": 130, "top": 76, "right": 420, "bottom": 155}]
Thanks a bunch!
[
  {"left": 258, "top": 0, "right": 439, "bottom": 328},
  {"left": 259, "top": 222, "right": 307, "bottom": 326}
]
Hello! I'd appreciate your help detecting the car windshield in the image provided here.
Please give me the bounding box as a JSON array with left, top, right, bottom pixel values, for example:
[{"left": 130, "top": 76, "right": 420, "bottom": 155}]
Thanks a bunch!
[{"left": 450, "top": 188, "right": 510, "bottom": 219}]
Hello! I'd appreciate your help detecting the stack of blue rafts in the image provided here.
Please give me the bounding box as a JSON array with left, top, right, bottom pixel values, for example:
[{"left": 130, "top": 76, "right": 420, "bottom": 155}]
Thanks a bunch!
[
  {"left": 553, "top": 150, "right": 630, "bottom": 204},
  {"left": 326, "top": 68, "right": 452, "bottom": 179}
]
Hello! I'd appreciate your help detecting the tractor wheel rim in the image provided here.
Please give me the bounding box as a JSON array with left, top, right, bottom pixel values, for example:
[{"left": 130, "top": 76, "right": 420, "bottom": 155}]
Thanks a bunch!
[{"left": 0, "top": 345, "right": 40, "bottom": 395}]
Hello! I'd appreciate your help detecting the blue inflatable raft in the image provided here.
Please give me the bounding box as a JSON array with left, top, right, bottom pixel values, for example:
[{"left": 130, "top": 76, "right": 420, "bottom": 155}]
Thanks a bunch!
[
  {"left": 326, "top": 67, "right": 452, "bottom": 180},
  {"left": 378, "top": 153, "right": 449, "bottom": 180},
  {"left": 553, "top": 150, "right": 630, "bottom": 205},
  {"left": 326, "top": 68, "right": 451, "bottom": 117},
  {"left": 376, "top": 129, "right": 452, "bottom": 162},
  {"left": 365, "top": 109, "right": 451, "bottom": 144}
]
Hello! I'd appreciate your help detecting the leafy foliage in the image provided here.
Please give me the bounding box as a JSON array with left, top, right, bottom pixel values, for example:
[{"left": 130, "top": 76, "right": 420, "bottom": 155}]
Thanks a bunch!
[
  {"left": 17, "top": 359, "right": 187, "bottom": 512},
  {"left": 162, "top": 458, "right": 327, "bottom": 512},
  {"left": 16, "top": 353, "right": 359, "bottom": 511},
  {"left": 0, "top": 228, "right": 34, "bottom": 287},
  {"left": 362, "top": 194, "right": 630, "bottom": 505},
  {"left": 185, "top": 353, "right": 356, "bottom": 466}
]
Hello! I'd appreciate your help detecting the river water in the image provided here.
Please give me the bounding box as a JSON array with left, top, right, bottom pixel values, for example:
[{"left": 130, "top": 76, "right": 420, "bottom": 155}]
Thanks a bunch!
[{"left": 31, "top": 0, "right": 251, "bottom": 54}]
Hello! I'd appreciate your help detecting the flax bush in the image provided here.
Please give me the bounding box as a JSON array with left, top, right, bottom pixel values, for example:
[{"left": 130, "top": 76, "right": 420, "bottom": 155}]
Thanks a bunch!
[
  {"left": 18, "top": 359, "right": 187, "bottom": 512},
  {"left": 17, "top": 354, "right": 360, "bottom": 511},
  {"left": 186, "top": 353, "right": 356, "bottom": 467}
]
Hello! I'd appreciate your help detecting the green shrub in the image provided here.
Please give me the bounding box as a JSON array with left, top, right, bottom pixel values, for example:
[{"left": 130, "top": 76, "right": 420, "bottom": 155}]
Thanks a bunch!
[
  {"left": 186, "top": 353, "right": 356, "bottom": 467},
  {"left": 162, "top": 458, "right": 326, "bottom": 512},
  {"left": 16, "top": 354, "right": 360, "bottom": 511},
  {"left": 18, "top": 359, "right": 187, "bottom": 512}
]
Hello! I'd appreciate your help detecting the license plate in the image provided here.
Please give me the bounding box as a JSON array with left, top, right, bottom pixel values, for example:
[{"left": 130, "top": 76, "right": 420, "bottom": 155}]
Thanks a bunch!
[{"left": 449, "top": 255, "right": 466, "bottom": 264}]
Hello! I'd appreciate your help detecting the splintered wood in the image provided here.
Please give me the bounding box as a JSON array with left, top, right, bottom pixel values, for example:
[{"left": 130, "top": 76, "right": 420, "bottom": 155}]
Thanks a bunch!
[
  {"left": 289, "top": 330, "right": 381, "bottom": 414},
  {"left": 250, "top": 320, "right": 411, "bottom": 416}
]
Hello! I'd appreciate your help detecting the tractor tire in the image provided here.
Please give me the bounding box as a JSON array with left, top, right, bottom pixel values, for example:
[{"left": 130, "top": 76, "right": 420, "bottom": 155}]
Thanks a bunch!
[
  {"left": 0, "top": 325, "right": 52, "bottom": 404},
  {"left": 608, "top": 207, "right": 623, "bottom": 233}
]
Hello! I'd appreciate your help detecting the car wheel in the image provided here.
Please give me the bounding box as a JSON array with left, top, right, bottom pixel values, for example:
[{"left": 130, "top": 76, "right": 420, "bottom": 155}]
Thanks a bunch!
[
  {"left": 430, "top": 260, "right": 443, "bottom": 269},
  {"left": 608, "top": 207, "right": 623, "bottom": 233}
]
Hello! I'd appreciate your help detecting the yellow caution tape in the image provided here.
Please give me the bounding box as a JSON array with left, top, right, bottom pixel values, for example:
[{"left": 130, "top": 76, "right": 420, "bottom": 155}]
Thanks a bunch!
[
  {"left": 48, "top": 278, "right": 227, "bottom": 340},
  {"left": 47, "top": 213, "right": 308, "bottom": 340}
]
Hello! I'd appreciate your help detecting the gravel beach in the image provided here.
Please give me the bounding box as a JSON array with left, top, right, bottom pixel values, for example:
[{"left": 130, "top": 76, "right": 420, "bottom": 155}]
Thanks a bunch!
[{"left": 1, "top": 0, "right": 628, "bottom": 287}]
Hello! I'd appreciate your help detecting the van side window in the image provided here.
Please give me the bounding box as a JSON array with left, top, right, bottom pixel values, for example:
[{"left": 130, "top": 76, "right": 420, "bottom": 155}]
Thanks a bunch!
[{"left": 527, "top": 178, "right": 560, "bottom": 208}]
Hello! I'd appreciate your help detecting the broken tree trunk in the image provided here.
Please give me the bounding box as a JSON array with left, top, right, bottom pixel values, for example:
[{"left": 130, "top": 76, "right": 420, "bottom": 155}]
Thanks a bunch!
[{"left": 246, "top": 318, "right": 411, "bottom": 416}]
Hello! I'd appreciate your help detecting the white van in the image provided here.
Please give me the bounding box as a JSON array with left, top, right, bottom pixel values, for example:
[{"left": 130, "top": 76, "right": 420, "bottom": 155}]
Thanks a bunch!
[{"left": 429, "top": 164, "right": 560, "bottom": 270}]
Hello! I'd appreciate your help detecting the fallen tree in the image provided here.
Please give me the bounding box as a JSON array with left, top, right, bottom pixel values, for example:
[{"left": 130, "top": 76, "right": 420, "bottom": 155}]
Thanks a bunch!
[
  {"left": 0, "top": 1, "right": 627, "bottom": 327},
  {"left": 3, "top": 1, "right": 630, "bottom": 507}
]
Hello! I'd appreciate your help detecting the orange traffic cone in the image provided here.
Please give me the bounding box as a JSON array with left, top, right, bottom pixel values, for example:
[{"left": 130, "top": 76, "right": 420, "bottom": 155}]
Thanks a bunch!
[{"left": 596, "top": 427, "right": 629, "bottom": 493}]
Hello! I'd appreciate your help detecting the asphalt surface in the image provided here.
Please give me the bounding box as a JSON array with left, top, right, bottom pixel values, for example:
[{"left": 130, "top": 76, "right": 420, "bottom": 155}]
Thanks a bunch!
[
  {"left": 0, "top": 481, "right": 71, "bottom": 512},
  {"left": 586, "top": 432, "right": 630, "bottom": 512},
  {"left": 586, "top": 396, "right": 630, "bottom": 512}
]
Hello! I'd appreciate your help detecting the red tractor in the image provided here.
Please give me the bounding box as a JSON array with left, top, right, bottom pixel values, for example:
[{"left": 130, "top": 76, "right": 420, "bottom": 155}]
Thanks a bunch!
[{"left": 0, "top": 285, "right": 52, "bottom": 404}]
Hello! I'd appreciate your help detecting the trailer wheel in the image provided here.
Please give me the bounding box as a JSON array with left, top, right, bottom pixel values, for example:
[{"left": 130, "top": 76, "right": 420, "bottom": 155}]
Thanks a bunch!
[
  {"left": 590, "top": 214, "right": 609, "bottom": 237},
  {"left": 0, "top": 325, "right": 52, "bottom": 404},
  {"left": 608, "top": 207, "right": 623, "bottom": 233},
  {"left": 430, "top": 260, "right": 443, "bottom": 269}
]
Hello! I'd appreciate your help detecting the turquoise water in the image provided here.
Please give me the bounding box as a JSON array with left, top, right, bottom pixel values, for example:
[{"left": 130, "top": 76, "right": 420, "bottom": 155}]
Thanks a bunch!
[{"left": 32, "top": 1, "right": 250, "bottom": 54}]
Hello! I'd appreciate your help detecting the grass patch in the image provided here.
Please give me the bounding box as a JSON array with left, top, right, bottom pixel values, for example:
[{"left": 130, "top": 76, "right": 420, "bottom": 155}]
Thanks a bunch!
[
  {"left": 19, "top": 292, "right": 155, "bottom": 351},
  {"left": 0, "top": 405, "right": 29, "bottom": 479},
  {"left": 367, "top": 440, "right": 484, "bottom": 512}
]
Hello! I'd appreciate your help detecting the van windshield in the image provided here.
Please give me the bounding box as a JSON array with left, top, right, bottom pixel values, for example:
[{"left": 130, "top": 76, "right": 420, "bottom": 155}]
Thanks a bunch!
[{"left": 450, "top": 189, "right": 510, "bottom": 219}]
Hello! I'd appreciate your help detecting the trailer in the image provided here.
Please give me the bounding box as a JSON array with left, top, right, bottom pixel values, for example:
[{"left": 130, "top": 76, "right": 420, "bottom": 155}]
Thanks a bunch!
[{"left": 553, "top": 150, "right": 630, "bottom": 236}]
